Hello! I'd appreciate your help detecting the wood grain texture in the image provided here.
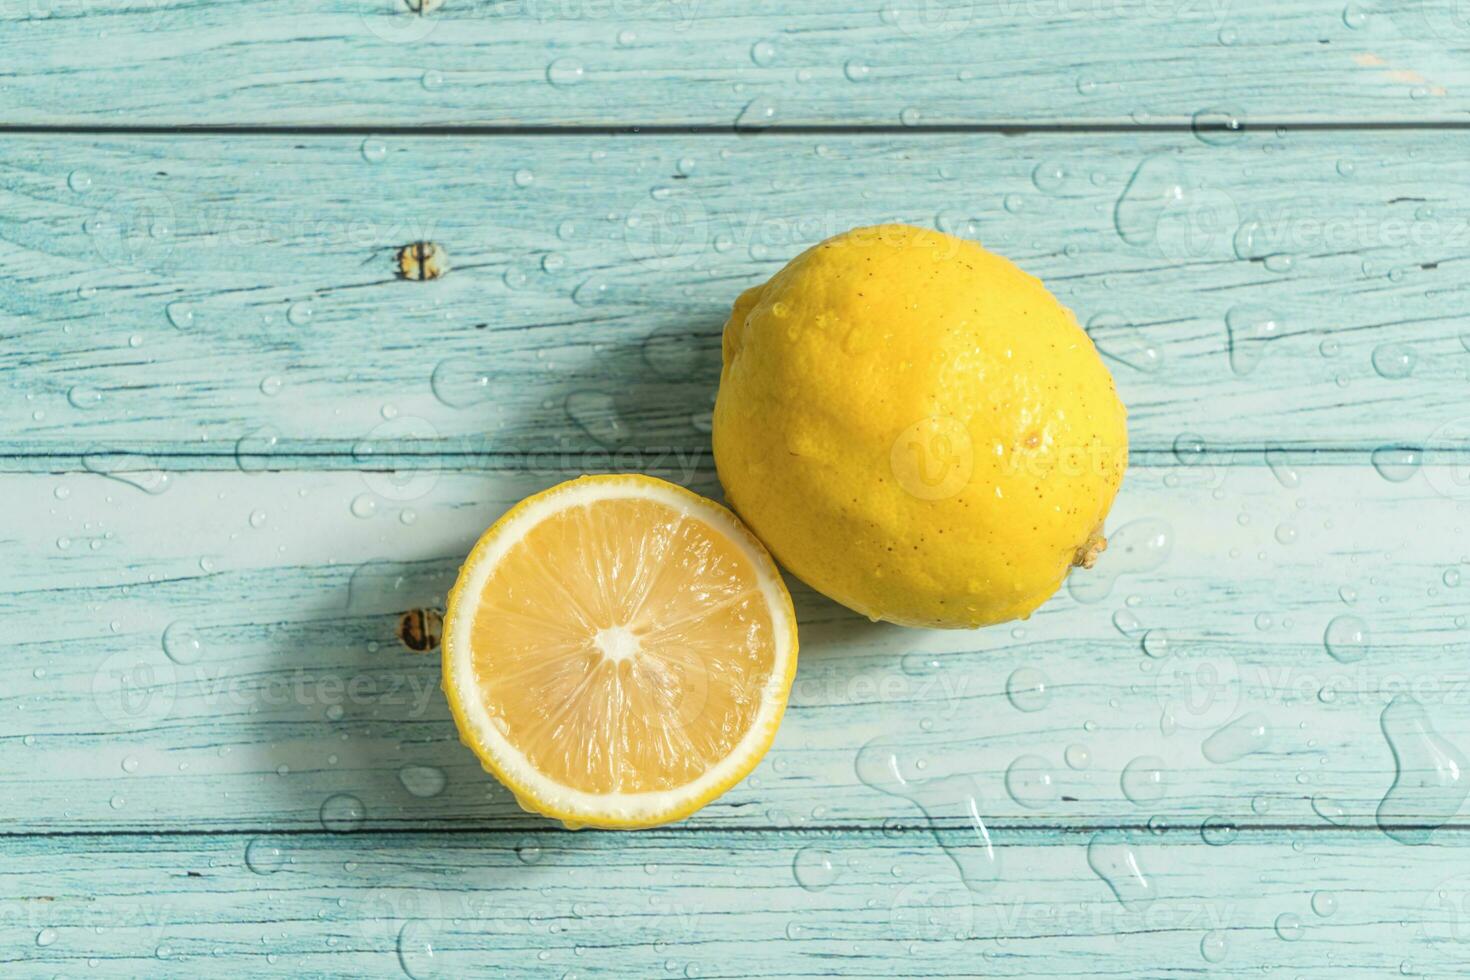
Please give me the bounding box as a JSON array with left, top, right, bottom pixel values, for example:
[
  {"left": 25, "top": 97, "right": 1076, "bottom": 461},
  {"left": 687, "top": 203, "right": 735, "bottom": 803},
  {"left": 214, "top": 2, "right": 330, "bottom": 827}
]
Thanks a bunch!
[
  {"left": 4, "top": 0, "right": 1470, "bottom": 126},
  {"left": 6, "top": 7, "right": 1470, "bottom": 967},
  {"left": 1, "top": 827, "right": 1466, "bottom": 977},
  {"left": 7, "top": 464, "right": 1468, "bottom": 833},
  {"left": 5, "top": 131, "right": 1470, "bottom": 465}
]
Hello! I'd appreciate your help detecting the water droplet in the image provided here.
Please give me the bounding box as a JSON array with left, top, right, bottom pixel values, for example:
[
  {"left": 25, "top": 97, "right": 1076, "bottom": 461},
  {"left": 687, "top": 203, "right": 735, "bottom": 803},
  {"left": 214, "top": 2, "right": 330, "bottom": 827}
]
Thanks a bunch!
[
  {"left": 245, "top": 838, "right": 287, "bottom": 874},
  {"left": 399, "top": 764, "right": 447, "bottom": 798},
  {"left": 572, "top": 276, "right": 612, "bottom": 307},
  {"left": 844, "top": 59, "right": 871, "bottom": 82},
  {"left": 1191, "top": 109, "right": 1244, "bottom": 146},
  {"left": 513, "top": 168, "right": 535, "bottom": 188},
  {"left": 397, "top": 920, "right": 440, "bottom": 979},
  {"left": 259, "top": 375, "right": 283, "bottom": 397},
  {"left": 1232, "top": 219, "right": 1268, "bottom": 260},
  {"left": 1225, "top": 305, "right": 1282, "bottom": 375},
  {"left": 166, "top": 301, "right": 195, "bottom": 329},
  {"left": 1004, "top": 755, "right": 1058, "bottom": 808},
  {"left": 1032, "top": 160, "right": 1080, "bottom": 195},
  {"left": 36, "top": 927, "right": 57, "bottom": 947},
  {"left": 1120, "top": 756, "right": 1167, "bottom": 805},
  {"left": 68, "top": 170, "right": 92, "bottom": 193},
  {"left": 249, "top": 509, "right": 267, "bottom": 529},
  {"left": 899, "top": 106, "right": 923, "bottom": 127},
  {"left": 1200, "top": 816, "right": 1238, "bottom": 846},
  {"left": 546, "top": 57, "right": 585, "bottom": 86},
  {"left": 1202, "top": 713, "right": 1272, "bottom": 763},
  {"left": 1200, "top": 930, "right": 1227, "bottom": 962},
  {"left": 1371, "top": 445, "right": 1422, "bottom": 483},
  {"left": 430, "top": 358, "right": 492, "bottom": 409},
  {"left": 566, "top": 390, "right": 630, "bottom": 447},
  {"left": 1084, "top": 312, "right": 1164, "bottom": 373},
  {"left": 515, "top": 836, "right": 542, "bottom": 864},
  {"left": 319, "top": 793, "right": 365, "bottom": 832},
  {"left": 1372, "top": 343, "right": 1416, "bottom": 379},
  {"left": 900, "top": 651, "right": 940, "bottom": 676},
  {"left": 1265, "top": 446, "right": 1300, "bottom": 488},
  {"left": 750, "top": 40, "right": 777, "bottom": 66},
  {"left": 1112, "top": 608, "right": 1143, "bottom": 637},
  {"left": 66, "top": 385, "right": 104, "bottom": 410},
  {"left": 1067, "top": 519, "right": 1173, "bottom": 603},
  {"left": 1087, "top": 830, "right": 1154, "bottom": 909},
  {"left": 122, "top": 756, "right": 139, "bottom": 773},
  {"left": 1064, "top": 744, "right": 1091, "bottom": 770},
  {"left": 286, "top": 301, "right": 313, "bottom": 327},
  {"left": 1323, "top": 615, "right": 1369, "bottom": 663},
  {"left": 162, "top": 621, "right": 205, "bottom": 665},
  {"left": 236, "top": 425, "right": 282, "bottom": 472},
  {"left": 421, "top": 69, "right": 444, "bottom": 90},
  {"left": 792, "top": 846, "right": 839, "bottom": 890},
  {"left": 1444, "top": 568, "right": 1461, "bottom": 588},
  {"left": 361, "top": 139, "right": 387, "bottom": 163},
  {"left": 1114, "top": 154, "right": 1184, "bottom": 247},
  {"left": 1275, "top": 912, "right": 1303, "bottom": 941},
  {"left": 735, "top": 98, "right": 778, "bottom": 131},
  {"left": 82, "top": 452, "right": 171, "bottom": 494},
  {"left": 855, "top": 737, "right": 998, "bottom": 891},
  {"left": 1343, "top": 2, "right": 1367, "bottom": 28},
  {"left": 1141, "top": 629, "right": 1171, "bottom": 659},
  {"left": 1377, "top": 696, "right": 1470, "bottom": 844},
  {"left": 1005, "top": 667, "right": 1050, "bottom": 712},
  {"left": 1311, "top": 890, "right": 1338, "bottom": 917},
  {"left": 1311, "top": 794, "right": 1352, "bottom": 825},
  {"left": 350, "top": 494, "right": 378, "bottom": 519}
]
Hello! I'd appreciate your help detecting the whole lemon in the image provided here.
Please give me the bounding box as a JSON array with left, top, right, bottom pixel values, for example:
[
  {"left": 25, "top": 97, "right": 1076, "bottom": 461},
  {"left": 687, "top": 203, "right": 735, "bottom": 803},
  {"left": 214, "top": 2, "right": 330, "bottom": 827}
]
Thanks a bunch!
[{"left": 712, "top": 224, "right": 1127, "bottom": 629}]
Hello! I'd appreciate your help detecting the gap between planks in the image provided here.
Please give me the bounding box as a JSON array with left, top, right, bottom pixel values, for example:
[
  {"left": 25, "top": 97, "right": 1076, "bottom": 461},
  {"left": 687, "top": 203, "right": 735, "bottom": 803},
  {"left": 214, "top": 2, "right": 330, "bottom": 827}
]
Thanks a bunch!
[
  {"left": 5, "top": 122, "right": 1470, "bottom": 138},
  {"left": 0, "top": 822, "right": 1450, "bottom": 840},
  {"left": 1, "top": 449, "right": 1462, "bottom": 475}
]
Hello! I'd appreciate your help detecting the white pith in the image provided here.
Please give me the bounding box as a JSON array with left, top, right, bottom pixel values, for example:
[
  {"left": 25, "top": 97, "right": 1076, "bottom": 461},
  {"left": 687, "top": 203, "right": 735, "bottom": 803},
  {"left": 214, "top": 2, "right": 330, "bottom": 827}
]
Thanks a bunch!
[{"left": 446, "top": 477, "right": 796, "bottom": 826}]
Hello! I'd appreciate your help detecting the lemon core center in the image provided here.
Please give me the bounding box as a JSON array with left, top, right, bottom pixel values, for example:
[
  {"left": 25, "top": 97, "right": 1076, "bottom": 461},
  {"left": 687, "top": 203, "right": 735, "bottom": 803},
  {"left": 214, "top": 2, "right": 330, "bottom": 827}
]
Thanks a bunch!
[{"left": 594, "top": 625, "right": 641, "bottom": 663}]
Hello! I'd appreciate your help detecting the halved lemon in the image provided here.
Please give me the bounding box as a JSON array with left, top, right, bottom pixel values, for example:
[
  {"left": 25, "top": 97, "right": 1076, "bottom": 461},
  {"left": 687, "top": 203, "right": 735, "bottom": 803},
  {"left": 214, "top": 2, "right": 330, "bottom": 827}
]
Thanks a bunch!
[{"left": 442, "top": 474, "right": 798, "bottom": 829}]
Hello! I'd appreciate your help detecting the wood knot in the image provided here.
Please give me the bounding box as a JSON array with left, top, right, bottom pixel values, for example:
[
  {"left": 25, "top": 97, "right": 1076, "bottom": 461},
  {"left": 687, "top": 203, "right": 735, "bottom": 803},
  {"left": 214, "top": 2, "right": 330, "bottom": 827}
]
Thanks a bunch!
[
  {"left": 397, "top": 608, "right": 444, "bottom": 652},
  {"left": 397, "top": 242, "right": 448, "bottom": 281}
]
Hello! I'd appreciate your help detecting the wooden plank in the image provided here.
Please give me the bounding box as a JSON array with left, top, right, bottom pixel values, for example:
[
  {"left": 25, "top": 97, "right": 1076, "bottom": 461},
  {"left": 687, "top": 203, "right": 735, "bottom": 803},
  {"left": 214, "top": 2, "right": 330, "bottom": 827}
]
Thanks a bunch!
[
  {"left": 6, "top": 463, "right": 1469, "bottom": 833},
  {"left": 5, "top": 131, "right": 1470, "bottom": 464},
  {"left": 0, "top": 826, "right": 1463, "bottom": 977},
  {"left": 5, "top": 0, "right": 1470, "bottom": 126}
]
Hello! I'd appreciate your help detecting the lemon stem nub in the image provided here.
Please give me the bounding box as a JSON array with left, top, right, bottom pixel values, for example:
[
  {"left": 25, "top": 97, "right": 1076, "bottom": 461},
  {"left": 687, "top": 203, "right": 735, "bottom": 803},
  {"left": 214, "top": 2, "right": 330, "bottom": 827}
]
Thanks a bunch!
[{"left": 1073, "top": 532, "right": 1108, "bottom": 569}]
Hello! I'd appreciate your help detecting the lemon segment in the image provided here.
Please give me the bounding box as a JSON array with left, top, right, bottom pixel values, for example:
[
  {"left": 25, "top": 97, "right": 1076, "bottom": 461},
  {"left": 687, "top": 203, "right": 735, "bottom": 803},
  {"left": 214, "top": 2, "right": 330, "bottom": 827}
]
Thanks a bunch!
[{"left": 442, "top": 474, "right": 798, "bottom": 829}]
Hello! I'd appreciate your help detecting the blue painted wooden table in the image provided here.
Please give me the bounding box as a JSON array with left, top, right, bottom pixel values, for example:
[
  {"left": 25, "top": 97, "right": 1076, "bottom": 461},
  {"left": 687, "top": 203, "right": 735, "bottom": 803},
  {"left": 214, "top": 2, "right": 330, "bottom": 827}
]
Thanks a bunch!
[{"left": 5, "top": 2, "right": 1470, "bottom": 976}]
